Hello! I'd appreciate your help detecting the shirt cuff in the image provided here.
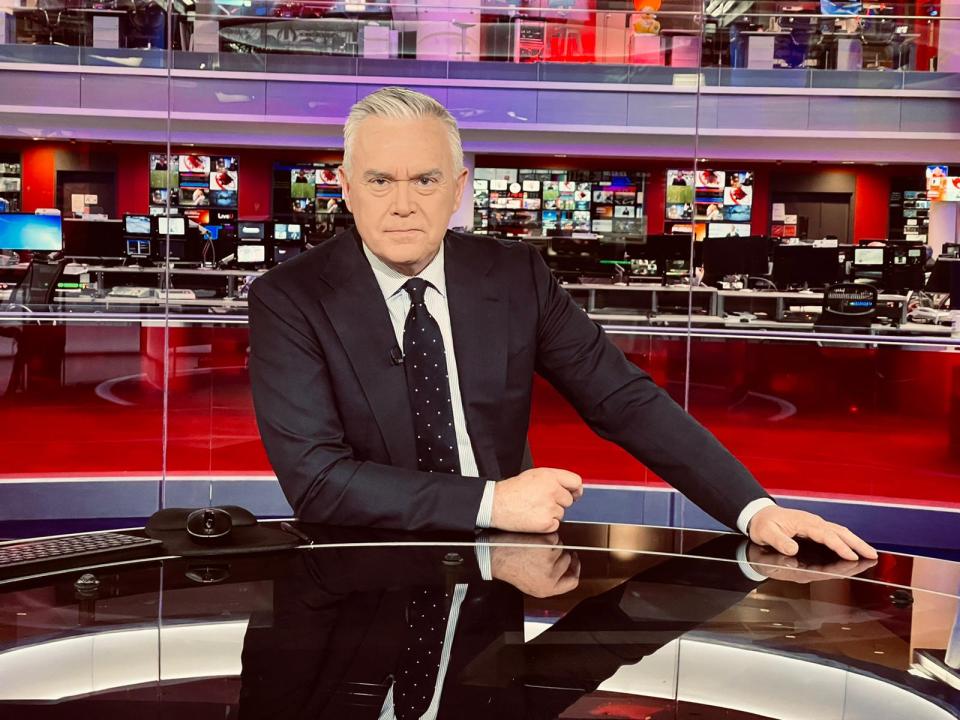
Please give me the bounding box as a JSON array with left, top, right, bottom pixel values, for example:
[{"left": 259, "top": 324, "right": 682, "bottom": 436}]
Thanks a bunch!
[
  {"left": 737, "top": 539, "right": 769, "bottom": 582},
  {"left": 473, "top": 541, "right": 493, "bottom": 581},
  {"left": 736, "top": 497, "right": 777, "bottom": 536},
  {"left": 475, "top": 480, "right": 496, "bottom": 529}
]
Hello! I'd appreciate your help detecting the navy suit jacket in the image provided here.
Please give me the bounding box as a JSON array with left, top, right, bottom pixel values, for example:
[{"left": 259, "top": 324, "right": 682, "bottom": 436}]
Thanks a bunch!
[{"left": 247, "top": 228, "right": 770, "bottom": 532}]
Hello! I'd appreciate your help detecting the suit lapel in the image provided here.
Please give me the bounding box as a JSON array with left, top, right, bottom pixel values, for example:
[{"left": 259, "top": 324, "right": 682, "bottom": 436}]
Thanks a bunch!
[
  {"left": 316, "top": 230, "right": 418, "bottom": 471},
  {"left": 445, "top": 233, "right": 507, "bottom": 479}
]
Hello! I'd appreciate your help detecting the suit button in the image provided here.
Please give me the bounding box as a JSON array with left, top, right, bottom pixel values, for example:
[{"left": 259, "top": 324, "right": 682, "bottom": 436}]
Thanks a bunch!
[{"left": 442, "top": 552, "right": 463, "bottom": 566}]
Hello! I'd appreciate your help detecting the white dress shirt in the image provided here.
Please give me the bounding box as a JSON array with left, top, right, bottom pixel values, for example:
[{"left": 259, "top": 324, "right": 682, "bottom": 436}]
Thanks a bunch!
[
  {"left": 361, "top": 241, "right": 772, "bottom": 535},
  {"left": 362, "top": 242, "right": 496, "bottom": 528}
]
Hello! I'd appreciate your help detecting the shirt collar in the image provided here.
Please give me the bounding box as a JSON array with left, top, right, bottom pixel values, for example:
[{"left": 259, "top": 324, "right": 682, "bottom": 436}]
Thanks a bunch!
[{"left": 361, "top": 237, "right": 447, "bottom": 301}]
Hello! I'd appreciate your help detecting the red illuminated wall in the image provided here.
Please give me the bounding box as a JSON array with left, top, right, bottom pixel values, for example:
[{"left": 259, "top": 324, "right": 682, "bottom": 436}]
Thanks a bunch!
[{"left": 1, "top": 141, "right": 901, "bottom": 241}]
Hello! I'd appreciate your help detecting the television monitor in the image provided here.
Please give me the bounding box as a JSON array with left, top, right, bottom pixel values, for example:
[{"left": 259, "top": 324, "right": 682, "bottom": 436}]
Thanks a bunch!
[
  {"left": 926, "top": 258, "right": 960, "bottom": 301},
  {"left": 273, "top": 222, "right": 302, "bottom": 242},
  {"left": 237, "top": 244, "right": 266, "bottom": 264},
  {"left": 773, "top": 245, "right": 841, "bottom": 288},
  {"left": 156, "top": 216, "right": 186, "bottom": 237},
  {"left": 124, "top": 214, "right": 152, "bottom": 236},
  {"left": 125, "top": 238, "right": 151, "bottom": 258},
  {"left": 0, "top": 213, "right": 63, "bottom": 251},
  {"left": 702, "top": 236, "right": 769, "bottom": 278},
  {"left": 273, "top": 245, "right": 302, "bottom": 265},
  {"left": 853, "top": 247, "right": 885, "bottom": 266},
  {"left": 210, "top": 190, "right": 238, "bottom": 207},
  {"left": 238, "top": 221, "right": 265, "bottom": 241},
  {"left": 883, "top": 243, "right": 925, "bottom": 291},
  {"left": 63, "top": 218, "right": 124, "bottom": 257},
  {"left": 156, "top": 238, "right": 187, "bottom": 261}
]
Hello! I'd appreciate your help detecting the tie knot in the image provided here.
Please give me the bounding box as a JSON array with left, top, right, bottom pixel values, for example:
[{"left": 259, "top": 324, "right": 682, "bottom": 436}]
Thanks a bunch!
[{"left": 403, "top": 278, "right": 430, "bottom": 305}]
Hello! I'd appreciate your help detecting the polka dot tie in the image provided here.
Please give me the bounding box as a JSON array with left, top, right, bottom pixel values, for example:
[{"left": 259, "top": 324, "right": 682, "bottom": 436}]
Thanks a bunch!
[
  {"left": 393, "top": 587, "right": 450, "bottom": 720},
  {"left": 402, "top": 278, "right": 461, "bottom": 476}
]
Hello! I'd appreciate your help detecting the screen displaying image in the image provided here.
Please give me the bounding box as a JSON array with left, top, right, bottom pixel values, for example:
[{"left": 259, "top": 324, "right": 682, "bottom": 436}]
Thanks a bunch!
[
  {"left": 237, "top": 244, "right": 266, "bottom": 264},
  {"left": 274, "top": 223, "right": 302, "bottom": 242},
  {"left": 238, "top": 222, "right": 265, "bottom": 240},
  {"left": 180, "top": 187, "right": 210, "bottom": 206},
  {"left": 666, "top": 170, "right": 695, "bottom": 205},
  {"left": 210, "top": 190, "right": 238, "bottom": 207},
  {"left": 157, "top": 216, "right": 186, "bottom": 236},
  {"left": 124, "top": 215, "right": 152, "bottom": 235},
  {"left": 594, "top": 205, "right": 613, "bottom": 219},
  {"left": 723, "top": 185, "right": 752, "bottom": 206},
  {"left": 696, "top": 203, "right": 723, "bottom": 221},
  {"left": 707, "top": 223, "right": 750, "bottom": 238},
  {"left": 179, "top": 155, "right": 210, "bottom": 174},
  {"left": 317, "top": 167, "right": 340, "bottom": 186},
  {"left": 572, "top": 211, "right": 591, "bottom": 231},
  {"left": 150, "top": 154, "right": 179, "bottom": 190},
  {"left": 125, "top": 238, "right": 151, "bottom": 257},
  {"left": 666, "top": 203, "right": 693, "bottom": 221},
  {"left": 210, "top": 170, "right": 238, "bottom": 191},
  {"left": 722, "top": 204, "right": 752, "bottom": 222},
  {"left": 727, "top": 171, "right": 753, "bottom": 187},
  {"left": 490, "top": 179, "right": 509, "bottom": 192},
  {"left": 542, "top": 182, "right": 559, "bottom": 201},
  {"left": 541, "top": 210, "right": 558, "bottom": 229},
  {"left": 592, "top": 219, "right": 613, "bottom": 233},
  {"left": 522, "top": 198, "right": 542, "bottom": 210},
  {"left": 0, "top": 213, "right": 62, "bottom": 251},
  {"left": 522, "top": 180, "right": 541, "bottom": 192},
  {"left": 614, "top": 206, "right": 635, "bottom": 218},
  {"left": 696, "top": 169, "right": 725, "bottom": 190},
  {"left": 593, "top": 190, "right": 612, "bottom": 204},
  {"left": 854, "top": 247, "right": 884, "bottom": 265},
  {"left": 291, "top": 169, "right": 317, "bottom": 199},
  {"left": 559, "top": 181, "right": 576, "bottom": 193},
  {"left": 214, "top": 156, "right": 238, "bottom": 172},
  {"left": 150, "top": 189, "right": 169, "bottom": 205},
  {"left": 179, "top": 172, "right": 210, "bottom": 189}
]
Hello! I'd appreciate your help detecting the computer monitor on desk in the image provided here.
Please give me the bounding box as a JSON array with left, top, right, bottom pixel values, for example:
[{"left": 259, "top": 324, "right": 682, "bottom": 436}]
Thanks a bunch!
[
  {"left": 883, "top": 242, "right": 925, "bottom": 292},
  {"left": 641, "top": 234, "right": 693, "bottom": 283},
  {"left": 237, "top": 243, "right": 266, "bottom": 267},
  {"left": 702, "top": 235, "right": 769, "bottom": 280},
  {"left": 773, "top": 244, "right": 841, "bottom": 289},
  {"left": 0, "top": 213, "right": 63, "bottom": 253},
  {"left": 925, "top": 258, "right": 960, "bottom": 307}
]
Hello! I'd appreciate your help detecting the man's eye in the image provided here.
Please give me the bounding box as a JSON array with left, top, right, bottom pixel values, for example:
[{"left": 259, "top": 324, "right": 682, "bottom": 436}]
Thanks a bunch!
[
  {"left": 371, "top": 178, "right": 389, "bottom": 186},
  {"left": 417, "top": 176, "right": 437, "bottom": 186}
]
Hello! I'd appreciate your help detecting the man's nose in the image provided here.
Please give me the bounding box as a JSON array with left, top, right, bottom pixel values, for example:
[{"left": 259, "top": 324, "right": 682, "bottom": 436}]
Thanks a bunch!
[{"left": 391, "top": 180, "right": 414, "bottom": 216}]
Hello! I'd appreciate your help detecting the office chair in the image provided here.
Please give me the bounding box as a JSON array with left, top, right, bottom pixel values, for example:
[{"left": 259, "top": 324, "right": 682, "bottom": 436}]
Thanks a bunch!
[
  {"left": 22, "top": 0, "right": 88, "bottom": 47},
  {"left": 775, "top": 14, "right": 823, "bottom": 68},
  {"left": 123, "top": 0, "right": 166, "bottom": 49},
  {"left": 1, "top": 259, "right": 66, "bottom": 395},
  {"left": 859, "top": 15, "right": 905, "bottom": 69}
]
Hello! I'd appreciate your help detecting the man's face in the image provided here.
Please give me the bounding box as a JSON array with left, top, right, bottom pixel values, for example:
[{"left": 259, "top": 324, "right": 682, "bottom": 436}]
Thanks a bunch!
[{"left": 340, "top": 115, "right": 468, "bottom": 275}]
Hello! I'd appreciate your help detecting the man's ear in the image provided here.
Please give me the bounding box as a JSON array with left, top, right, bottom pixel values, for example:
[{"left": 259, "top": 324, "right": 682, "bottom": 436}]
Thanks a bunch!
[
  {"left": 452, "top": 166, "right": 469, "bottom": 211},
  {"left": 338, "top": 166, "right": 353, "bottom": 213}
]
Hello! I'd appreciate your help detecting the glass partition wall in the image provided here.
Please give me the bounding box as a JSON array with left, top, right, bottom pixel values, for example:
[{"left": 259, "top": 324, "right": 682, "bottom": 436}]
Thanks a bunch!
[{"left": 0, "top": 0, "right": 957, "bottom": 546}]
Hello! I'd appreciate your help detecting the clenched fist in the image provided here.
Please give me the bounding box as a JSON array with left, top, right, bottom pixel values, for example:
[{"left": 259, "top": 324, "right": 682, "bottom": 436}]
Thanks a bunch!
[{"left": 491, "top": 467, "right": 583, "bottom": 533}]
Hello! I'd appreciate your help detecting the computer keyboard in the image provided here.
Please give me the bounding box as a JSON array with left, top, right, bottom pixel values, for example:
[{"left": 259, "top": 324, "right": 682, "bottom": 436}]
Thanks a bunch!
[
  {"left": 162, "top": 289, "right": 197, "bottom": 300},
  {"left": 108, "top": 286, "right": 156, "bottom": 298},
  {"left": 0, "top": 533, "right": 162, "bottom": 569}
]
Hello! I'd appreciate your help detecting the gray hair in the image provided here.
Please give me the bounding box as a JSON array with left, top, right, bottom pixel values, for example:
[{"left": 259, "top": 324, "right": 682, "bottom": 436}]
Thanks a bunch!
[{"left": 342, "top": 87, "right": 464, "bottom": 174}]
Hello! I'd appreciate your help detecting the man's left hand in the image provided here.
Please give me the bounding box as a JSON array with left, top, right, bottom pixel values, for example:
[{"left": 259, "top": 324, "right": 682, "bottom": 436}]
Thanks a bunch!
[{"left": 748, "top": 505, "right": 878, "bottom": 561}]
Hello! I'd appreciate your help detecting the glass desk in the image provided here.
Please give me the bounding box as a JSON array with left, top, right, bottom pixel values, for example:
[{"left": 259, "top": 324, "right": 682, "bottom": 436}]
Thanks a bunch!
[{"left": 0, "top": 522, "right": 957, "bottom": 719}]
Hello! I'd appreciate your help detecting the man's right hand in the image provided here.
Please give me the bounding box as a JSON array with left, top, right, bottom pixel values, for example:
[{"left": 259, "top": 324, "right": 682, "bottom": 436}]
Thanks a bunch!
[{"left": 491, "top": 467, "right": 583, "bottom": 533}]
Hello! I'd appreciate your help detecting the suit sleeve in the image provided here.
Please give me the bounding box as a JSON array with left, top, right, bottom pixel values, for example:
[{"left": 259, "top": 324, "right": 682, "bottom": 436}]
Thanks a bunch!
[
  {"left": 247, "top": 277, "right": 487, "bottom": 532},
  {"left": 525, "top": 245, "right": 771, "bottom": 531}
]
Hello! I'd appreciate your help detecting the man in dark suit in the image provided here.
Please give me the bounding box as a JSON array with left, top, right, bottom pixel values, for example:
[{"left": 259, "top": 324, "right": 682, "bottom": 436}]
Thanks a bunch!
[{"left": 248, "top": 87, "right": 875, "bottom": 561}]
